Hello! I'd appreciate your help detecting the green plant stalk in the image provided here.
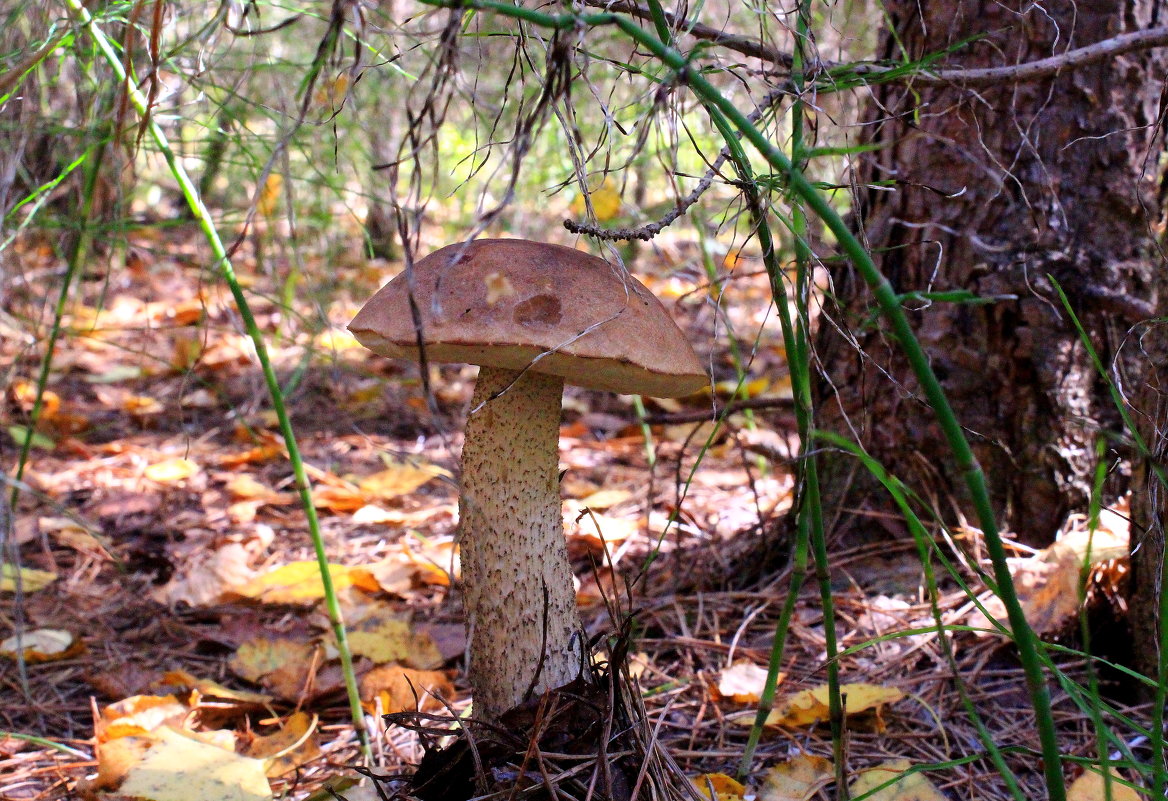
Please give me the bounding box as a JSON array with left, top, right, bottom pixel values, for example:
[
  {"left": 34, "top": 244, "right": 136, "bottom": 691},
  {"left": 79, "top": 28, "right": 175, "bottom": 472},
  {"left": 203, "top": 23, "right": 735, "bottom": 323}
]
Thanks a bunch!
[
  {"left": 0, "top": 730, "right": 91, "bottom": 759},
  {"left": 63, "top": 0, "right": 371, "bottom": 759},
  {"left": 785, "top": 6, "right": 847, "bottom": 796},
  {"left": 1081, "top": 439, "right": 1115, "bottom": 801}
]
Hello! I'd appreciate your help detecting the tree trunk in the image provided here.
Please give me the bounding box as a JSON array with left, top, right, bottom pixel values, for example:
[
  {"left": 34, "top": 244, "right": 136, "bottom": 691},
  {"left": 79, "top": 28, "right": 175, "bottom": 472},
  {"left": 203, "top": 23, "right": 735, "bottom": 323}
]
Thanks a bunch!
[{"left": 816, "top": 0, "right": 1168, "bottom": 544}]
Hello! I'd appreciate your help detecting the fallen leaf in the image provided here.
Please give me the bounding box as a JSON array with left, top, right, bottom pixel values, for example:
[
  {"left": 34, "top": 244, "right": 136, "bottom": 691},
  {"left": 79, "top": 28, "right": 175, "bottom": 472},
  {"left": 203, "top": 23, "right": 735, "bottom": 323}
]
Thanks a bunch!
[
  {"left": 229, "top": 562, "right": 380, "bottom": 604},
  {"left": 359, "top": 665, "right": 454, "bottom": 715},
  {"left": 358, "top": 460, "right": 449, "bottom": 499},
  {"left": 715, "top": 661, "right": 779, "bottom": 704},
  {"left": 0, "top": 629, "right": 82, "bottom": 663},
  {"left": 1067, "top": 767, "right": 1144, "bottom": 801},
  {"left": 242, "top": 711, "right": 321, "bottom": 778},
  {"left": 690, "top": 773, "right": 746, "bottom": 801},
  {"left": 145, "top": 457, "right": 201, "bottom": 483},
  {"left": 570, "top": 176, "right": 622, "bottom": 221},
  {"left": 969, "top": 541, "right": 1083, "bottom": 637},
  {"left": 99, "top": 695, "right": 189, "bottom": 741},
  {"left": 160, "top": 670, "right": 273, "bottom": 706},
  {"left": 764, "top": 683, "right": 903, "bottom": 728},
  {"left": 848, "top": 760, "right": 946, "bottom": 801},
  {"left": 119, "top": 726, "right": 273, "bottom": 801},
  {"left": 576, "top": 488, "right": 632, "bottom": 509},
  {"left": 758, "top": 754, "right": 835, "bottom": 801},
  {"left": 0, "top": 563, "right": 58, "bottom": 593},
  {"left": 343, "top": 613, "right": 444, "bottom": 669},
  {"left": 258, "top": 174, "right": 282, "bottom": 218},
  {"left": 229, "top": 637, "right": 319, "bottom": 703},
  {"left": 154, "top": 543, "right": 257, "bottom": 607}
]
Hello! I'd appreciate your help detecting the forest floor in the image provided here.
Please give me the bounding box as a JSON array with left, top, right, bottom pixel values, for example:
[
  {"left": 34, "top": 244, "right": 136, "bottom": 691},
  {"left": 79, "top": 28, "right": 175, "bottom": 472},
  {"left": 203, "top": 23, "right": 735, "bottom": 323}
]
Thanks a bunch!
[{"left": 0, "top": 222, "right": 1148, "bottom": 800}]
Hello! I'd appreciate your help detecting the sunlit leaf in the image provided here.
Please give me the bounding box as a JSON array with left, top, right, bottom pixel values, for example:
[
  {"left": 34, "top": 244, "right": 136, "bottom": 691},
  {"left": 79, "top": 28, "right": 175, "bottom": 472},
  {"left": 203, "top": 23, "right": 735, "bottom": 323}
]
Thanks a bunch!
[
  {"left": 119, "top": 726, "right": 272, "bottom": 801},
  {"left": 359, "top": 665, "right": 454, "bottom": 715},
  {"left": 230, "top": 561, "right": 380, "bottom": 604},
  {"left": 764, "top": 683, "right": 903, "bottom": 728},
  {"left": 257, "top": 174, "right": 282, "bottom": 218},
  {"left": 758, "top": 754, "right": 835, "bottom": 801},
  {"left": 0, "top": 628, "right": 82, "bottom": 663},
  {"left": 99, "top": 695, "right": 189, "bottom": 741},
  {"left": 848, "top": 760, "right": 946, "bottom": 801},
  {"left": 242, "top": 711, "right": 321, "bottom": 778},
  {"left": 570, "top": 176, "right": 622, "bottom": 221},
  {"left": 160, "top": 670, "right": 273, "bottom": 705},
  {"left": 969, "top": 541, "right": 1083, "bottom": 637},
  {"left": 342, "top": 612, "right": 444, "bottom": 669},
  {"left": 0, "top": 563, "right": 58, "bottom": 593},
  {"left": 1067, "top": 767, "right": 1144, "bottom": 801},
  {"left": 715, "top": 660, "right": 779, "bottom": 704},
  {"left": 145, "top": 457, "right": 201, "bottom": 483},
  {"left": 690, "top": 773, "right": 746, "bottom": 801}
]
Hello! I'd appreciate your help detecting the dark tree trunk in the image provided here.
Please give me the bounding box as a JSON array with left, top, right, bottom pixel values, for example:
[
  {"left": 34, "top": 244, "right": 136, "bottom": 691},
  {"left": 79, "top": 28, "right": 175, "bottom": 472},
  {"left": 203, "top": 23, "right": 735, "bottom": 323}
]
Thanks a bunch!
[{"left": 816, "top": 0, "right": 1168, "bottom": 545}]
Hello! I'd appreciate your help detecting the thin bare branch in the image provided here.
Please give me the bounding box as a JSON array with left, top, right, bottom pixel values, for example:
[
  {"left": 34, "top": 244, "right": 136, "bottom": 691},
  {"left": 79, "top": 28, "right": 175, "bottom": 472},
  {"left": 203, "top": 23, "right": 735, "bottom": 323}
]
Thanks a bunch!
[{"left": 584, "top": 1, "right": 1168, "bottom": 88}]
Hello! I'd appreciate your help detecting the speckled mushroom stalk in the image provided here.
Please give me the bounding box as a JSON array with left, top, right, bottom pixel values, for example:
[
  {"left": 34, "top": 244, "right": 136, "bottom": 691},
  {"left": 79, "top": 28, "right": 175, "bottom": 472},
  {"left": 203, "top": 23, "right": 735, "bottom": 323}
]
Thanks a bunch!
[
  {"left": 349, "top": 238, "right": 706, "bottom": 725},
  {"left": 459, "top": 367, "right": 582, "bottom": 720}
]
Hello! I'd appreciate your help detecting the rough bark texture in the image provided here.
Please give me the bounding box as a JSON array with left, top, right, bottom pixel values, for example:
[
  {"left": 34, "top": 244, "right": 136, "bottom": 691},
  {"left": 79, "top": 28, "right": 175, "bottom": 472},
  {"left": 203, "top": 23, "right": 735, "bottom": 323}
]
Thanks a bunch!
[
  {"left": 816, "top": 0, "right": 1168, "bottom": 543},
  {"left": 460, "top": 367, "right": 583, "bottom": 721},
  {"left": 1130, "top": 320, "right": 1168, "bottom": 681}
]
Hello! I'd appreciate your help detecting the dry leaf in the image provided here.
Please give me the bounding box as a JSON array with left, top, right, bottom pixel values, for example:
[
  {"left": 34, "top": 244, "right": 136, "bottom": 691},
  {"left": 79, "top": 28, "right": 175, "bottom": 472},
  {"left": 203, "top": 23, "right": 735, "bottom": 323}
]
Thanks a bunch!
[
  {"left": 343, "top": 613, "right": 444, "bottom": 669},
  {"left": 99, "top": 695, "right": 189, "bottom": 741},
  {"left": 1067, "top": 768, "right": 1144, "bottom": 801},
  {"left": 0, "top": 563, "right": 58, "bottom": 592},
  {"left": 155, "top": 543, "right": 257, "bottom": 607},
  {"left": 765, "top": 683, "right": 903, "bottom": 728},
  {"left": 358, "top": 460, "right": 448, "bottom": 499},
  {"left": 570, "top": 177, "right": 622, "bottom": 221},
  {"left": 257, "top": 174, "right": 283, "bottom": 218},
  {"left": 145, "top": 457, "right": 201, "bottom": 483},
  {"left": 690, "top": 773, "right": 746, "bottom": 801},
  {"left": 229, "top": 562, "right": 380, "bottom": 604},
  {"left": 359, "top": 665, "right": 454, "bottom": 715},
  {"left": 119, "top": 726, "right": 273, "bottom": 801},
  {"left": 1, "top": 628, "right": 82, "bottom": 663},
  {"left": 242, "top": 711, "right": 321, "bottom": 778},
  {"left": 229, "top": 637, "right": 318, "bottom": 703},
  {"left": 969, "top": 541, "right": 1083, "bottom": 637},
  {"left": 715, "top": 661, "right": 779, "bottom": 704},
  {"left": 848, "top": 760, "right": 946, "bottom": 801},
  {"left": 758, "top": 754, "right": 835, "bottom": 801},
  {"left": 160, "top": 670, "right": 273, "bottom": 705}
]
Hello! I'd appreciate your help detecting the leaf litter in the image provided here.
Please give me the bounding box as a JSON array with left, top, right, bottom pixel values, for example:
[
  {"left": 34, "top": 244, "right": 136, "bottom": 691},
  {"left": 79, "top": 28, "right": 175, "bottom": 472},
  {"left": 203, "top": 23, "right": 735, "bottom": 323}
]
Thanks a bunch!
[{"left": 1, "top": 226, "right": 1147, "bottom": 801}]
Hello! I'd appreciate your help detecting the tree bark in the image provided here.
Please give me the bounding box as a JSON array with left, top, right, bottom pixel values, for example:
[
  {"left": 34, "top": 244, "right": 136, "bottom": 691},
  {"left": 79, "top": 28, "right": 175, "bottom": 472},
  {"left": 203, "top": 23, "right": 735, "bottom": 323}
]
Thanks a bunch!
[{"left": 816, "top": 0, "right": 1168, "bottom": 544}]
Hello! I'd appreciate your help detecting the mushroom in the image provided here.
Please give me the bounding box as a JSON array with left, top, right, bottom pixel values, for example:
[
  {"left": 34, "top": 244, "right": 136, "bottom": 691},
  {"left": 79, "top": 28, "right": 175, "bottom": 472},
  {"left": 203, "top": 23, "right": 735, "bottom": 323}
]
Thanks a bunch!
[{"left": 349, "top": 238, "right": 705, "bottom": 720}]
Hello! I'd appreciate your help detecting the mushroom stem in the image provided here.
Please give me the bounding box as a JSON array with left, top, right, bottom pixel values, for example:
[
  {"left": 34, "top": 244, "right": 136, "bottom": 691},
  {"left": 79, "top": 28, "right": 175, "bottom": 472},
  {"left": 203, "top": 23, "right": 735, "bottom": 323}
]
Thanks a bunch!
[{"left": 460, "top": 365, "right": 584, "bottom": 720}]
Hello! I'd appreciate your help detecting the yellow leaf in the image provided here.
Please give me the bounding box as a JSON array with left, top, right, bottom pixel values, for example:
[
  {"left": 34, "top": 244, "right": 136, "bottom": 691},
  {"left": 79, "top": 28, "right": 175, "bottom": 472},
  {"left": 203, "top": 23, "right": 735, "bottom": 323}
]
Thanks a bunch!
[
  {"left": 848, "top": 760, "right": 946, "bottom": 801},
  {"left": 969, "top": 541, "right": 1083, "bottom": 637},
  {"left": 0, "top": 563, "right": 58, "bottom": 592},
  {"left": 242, "top": 711, "right": 321, "bottom": 778},
  {"left": 758, "top": 754, "right": 835, "bottom": 801},
  {"left": 10, "top": 378, "right": 60, "bottom": 418},
  {"left": 570, "top": 176, "right": 623, "bottom": 221},
  {"left": 145, "top": 457, "right": 201, "bottom": 483},
  {"left": 344, "top": 613, "right": 444, "bottom": 669},
  {"left": 229, "top": 637, "right": 318, "bottom": 703},
  {"left": 160, "top": 670, "right": 273, "bottom": 706},
  {"left": 766, "top": 683, "right": 903, "bottom": 728},
  {"left": 358, "top": 461, "right": 446, "bottom": 500},
  {"left": 359, "top": 665, "right": 454, "bottom": 715},
  {"left": 99, "top": 695, "right": 189, "bottom": 741},
  {"left": 0, "top": 628, "right": 82, "bottom": 663},
  {"left": 577, "top": 488, "right": 632, "bottom": 509},
  {"left": 257, "top": 174, "right": 282, "bottom": 218},
  {"left": 690, "top": 773, "right": 746, "bottom": 801},
  {"left": 124, "top": 394, "right": 164, "bottom": 415},
  {"left": 230, "top": 562, "right": 380, "bottom": 604},
  {"left": 119, "top": 726, "right": 273, "bottom": 801},
  {"left": 1067, "top": 768, "right": 1144, "bottom": 801},
  {"left": 715, "top": 661, "right": 778, "bottom": 704}
]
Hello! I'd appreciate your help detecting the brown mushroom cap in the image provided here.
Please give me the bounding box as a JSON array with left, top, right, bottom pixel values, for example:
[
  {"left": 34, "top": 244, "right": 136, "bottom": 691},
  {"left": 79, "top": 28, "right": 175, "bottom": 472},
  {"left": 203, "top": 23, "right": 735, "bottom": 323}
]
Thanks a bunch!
[{"left": 348, "top": 239, "right": 706, "bottom": 398}]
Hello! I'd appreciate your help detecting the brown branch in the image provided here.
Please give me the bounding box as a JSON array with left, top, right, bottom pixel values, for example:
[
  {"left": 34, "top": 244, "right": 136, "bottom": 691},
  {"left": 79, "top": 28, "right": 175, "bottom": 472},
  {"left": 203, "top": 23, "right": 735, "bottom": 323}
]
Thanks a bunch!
[{"left": 584, "top": 0, "right": 1168, "bottom": 88}]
